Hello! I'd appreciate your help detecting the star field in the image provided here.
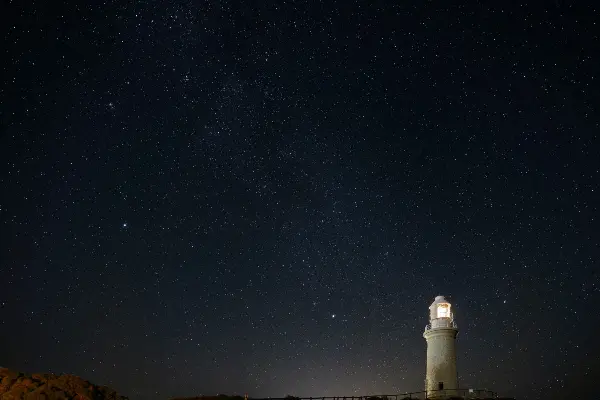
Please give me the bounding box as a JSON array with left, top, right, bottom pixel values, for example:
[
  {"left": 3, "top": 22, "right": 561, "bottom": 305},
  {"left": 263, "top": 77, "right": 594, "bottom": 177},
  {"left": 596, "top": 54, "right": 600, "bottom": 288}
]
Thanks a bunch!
[{"left": 1, "top": 1, "right": 599, "bottom": 400}]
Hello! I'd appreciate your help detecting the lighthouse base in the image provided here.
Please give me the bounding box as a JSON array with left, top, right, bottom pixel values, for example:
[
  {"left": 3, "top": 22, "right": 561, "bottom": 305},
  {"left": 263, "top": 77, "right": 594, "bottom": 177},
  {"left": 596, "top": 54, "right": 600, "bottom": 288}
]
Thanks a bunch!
[{"left": 424, "top": 388, "right": 459, "bottom": 399}]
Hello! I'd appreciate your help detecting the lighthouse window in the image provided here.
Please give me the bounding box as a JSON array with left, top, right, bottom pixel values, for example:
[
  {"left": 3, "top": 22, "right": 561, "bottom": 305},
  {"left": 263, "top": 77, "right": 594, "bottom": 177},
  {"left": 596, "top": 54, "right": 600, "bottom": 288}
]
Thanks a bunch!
[{"left": 437, "top": 303, "right": 450, "bottom": 318}]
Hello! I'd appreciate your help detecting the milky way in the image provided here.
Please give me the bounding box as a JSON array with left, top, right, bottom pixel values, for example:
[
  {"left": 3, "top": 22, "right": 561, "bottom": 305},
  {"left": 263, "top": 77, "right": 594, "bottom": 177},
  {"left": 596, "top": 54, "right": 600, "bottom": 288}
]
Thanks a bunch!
[{"left": 1, "top": 2, "right": 599, "bottom": 400}]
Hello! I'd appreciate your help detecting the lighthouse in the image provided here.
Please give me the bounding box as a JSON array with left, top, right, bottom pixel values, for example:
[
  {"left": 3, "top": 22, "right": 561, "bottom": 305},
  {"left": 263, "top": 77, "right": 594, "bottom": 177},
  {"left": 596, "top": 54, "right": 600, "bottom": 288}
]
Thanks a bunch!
[{"left": 423, "top": 295, "right": 458, "bottom": 398}]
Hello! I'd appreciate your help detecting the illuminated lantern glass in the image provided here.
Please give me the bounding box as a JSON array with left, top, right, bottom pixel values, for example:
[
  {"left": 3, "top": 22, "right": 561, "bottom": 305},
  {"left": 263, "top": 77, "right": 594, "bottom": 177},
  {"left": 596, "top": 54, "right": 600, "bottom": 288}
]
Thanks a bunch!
[{"left": 437, "top": 303, "right": 450, "bottom": 318}]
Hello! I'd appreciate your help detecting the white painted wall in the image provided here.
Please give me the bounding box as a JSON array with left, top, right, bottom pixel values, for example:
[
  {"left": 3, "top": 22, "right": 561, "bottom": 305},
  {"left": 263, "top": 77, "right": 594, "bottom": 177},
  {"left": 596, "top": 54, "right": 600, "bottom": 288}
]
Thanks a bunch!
[{"left": 423, "top": 296, "right": 458, "bottom": 398}]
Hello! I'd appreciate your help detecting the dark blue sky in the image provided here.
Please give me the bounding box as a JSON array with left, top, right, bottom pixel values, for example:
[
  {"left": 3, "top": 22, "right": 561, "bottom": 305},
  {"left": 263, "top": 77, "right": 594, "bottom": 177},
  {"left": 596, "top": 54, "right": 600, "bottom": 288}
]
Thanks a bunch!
[{"left": 1, "top": 1, "right": 598, "bottom": 399}]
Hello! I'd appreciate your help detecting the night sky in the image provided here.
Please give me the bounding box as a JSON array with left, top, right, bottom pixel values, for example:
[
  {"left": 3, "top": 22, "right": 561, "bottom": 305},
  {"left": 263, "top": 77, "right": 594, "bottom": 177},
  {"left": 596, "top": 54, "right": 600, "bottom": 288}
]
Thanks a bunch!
[{"left": 1, "top": 1, "right": 599, "bottom": 400}]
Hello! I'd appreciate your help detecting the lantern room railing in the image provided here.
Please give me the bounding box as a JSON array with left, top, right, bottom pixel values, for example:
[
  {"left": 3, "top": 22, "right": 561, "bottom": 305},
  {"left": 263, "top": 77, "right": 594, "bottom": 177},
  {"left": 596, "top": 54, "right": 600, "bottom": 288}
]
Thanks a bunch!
[{"left": 424, "top": 320, "right": 458, "bottom": 331}]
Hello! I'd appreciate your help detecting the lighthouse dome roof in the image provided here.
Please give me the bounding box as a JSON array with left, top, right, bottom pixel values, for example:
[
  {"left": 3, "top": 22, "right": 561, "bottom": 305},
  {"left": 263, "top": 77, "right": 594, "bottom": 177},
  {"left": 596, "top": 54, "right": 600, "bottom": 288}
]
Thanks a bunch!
[{"left": 431, "top": 295, "right": 450, "bottom": 306}]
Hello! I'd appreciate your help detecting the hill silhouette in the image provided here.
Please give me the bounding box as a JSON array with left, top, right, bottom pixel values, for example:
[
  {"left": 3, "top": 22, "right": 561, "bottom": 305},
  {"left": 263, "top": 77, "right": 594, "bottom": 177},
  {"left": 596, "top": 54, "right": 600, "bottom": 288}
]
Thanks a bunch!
[
  {"left": 0, "top": 368, "right": 128, "bottom": 400},
  {"left": 1, "top": 369, "right": 514, "bottom": 400}
]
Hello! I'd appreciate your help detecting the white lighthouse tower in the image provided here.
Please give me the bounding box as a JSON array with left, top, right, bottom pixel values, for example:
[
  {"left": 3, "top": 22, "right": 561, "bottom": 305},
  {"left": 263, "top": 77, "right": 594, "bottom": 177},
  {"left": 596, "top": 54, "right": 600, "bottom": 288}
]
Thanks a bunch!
[{"left": 423, "top": 295, "right": 458, "bottom": 398}]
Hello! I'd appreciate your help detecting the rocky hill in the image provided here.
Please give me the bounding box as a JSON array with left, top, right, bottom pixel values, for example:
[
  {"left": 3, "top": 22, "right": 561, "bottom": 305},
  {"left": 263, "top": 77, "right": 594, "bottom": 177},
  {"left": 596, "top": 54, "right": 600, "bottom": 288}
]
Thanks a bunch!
[{"left": 0, "top": 368, "right": 128, "bottom": 400}]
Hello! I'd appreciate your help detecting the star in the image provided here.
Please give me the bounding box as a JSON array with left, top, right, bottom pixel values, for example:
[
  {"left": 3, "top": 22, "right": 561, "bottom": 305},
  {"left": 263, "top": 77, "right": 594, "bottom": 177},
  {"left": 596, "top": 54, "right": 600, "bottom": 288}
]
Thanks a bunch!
[{"left": 2, "top": 2, "right": 596, "bottom": 399}]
